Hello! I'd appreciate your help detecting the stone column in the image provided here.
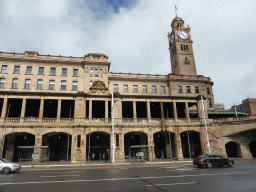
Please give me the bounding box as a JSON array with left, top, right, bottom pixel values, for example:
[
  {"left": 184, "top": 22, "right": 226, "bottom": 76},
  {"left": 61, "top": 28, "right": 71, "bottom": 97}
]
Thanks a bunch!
[
  {"left": 175, "top": 127, "right": 184, "bottom": 160},
  {"left": 105, "top": 100, "right": 108, "bottom": 123},
  {"left": 38, "top": 99, "right": 44, "bottom": 123},
  {"left": 33, "top": 132, "right": 42, "bottom": 163},
  {"left": 147, "top": 100, "right": 151, "bottom": 123},
  {"left": 89, "top": 100, "right": 92, "bottom": 119},
  {"left": 117, "top": 132, "right": 125, "bottom": 162},
  {"left": 147, "top": 132, "right": 155, "bottom": 161},
  {"left": 57, "top": 99, "right": 61, "bottom": 122},
  {"left": 173, "top": 101, "right": 178, "bottom": 121},
  {"left": 160, "top": 102, "right": 164, "bottom": 119},
  {"left": 185, "top": 102, "right": 190, "bottom": 122},
  {"left": 4, "top": 135, "right": 15, "bottom": 161},
  {"left": 1, "top": 97, "right": 8, "bottom": 119},
  {"left": 133, "top": 101, "right": 137, "bottom": 124},
  {"left": 20, "top": 98, "right": 26, "bottom": 122},
  {"left": 71, "top": 134, "right": 77, "bottom": 162}
]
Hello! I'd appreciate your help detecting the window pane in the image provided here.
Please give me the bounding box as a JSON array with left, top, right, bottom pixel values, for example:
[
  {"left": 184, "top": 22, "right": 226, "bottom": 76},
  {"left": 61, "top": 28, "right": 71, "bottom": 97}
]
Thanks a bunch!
[
  {"left": 90, "top": 81, "right": 93, "bottom": 87},
  {"left": 161, "top": 86, "right": 165, "bottom": 93},
  {"left": 1, "top": 65, "right": 7, "bottom": 73},
  {"left": 90, "top": 69, "right": 93, "bottom": 76},
  {"left": 14, "top": 66, "right": 20, "bottom": 74},
  {"left": 143, "top": 85, "right": 147, "bottom": 93},
  {"left": 178, "top": 86, "right": 182, "bottom": 93},
  {"left": 186, "top": 86, "right": 191, "bottom": 93},
  {"left": 113, "top": 84, "right": 118, "bottom": 92},
  {"left": 62, "top": 68, "right": 67, "bottom": 76},
  {"left": 49, "top": 80, "right": 55, "bottom": 89},
  {"left": 123, "top": 85, "right": 128, "bottom": 92},
  {"left": 133, "top": 85, "right": 138, "bottom": 93},
  {"left": 72, "top": 81, "right": 78, "bottom": 90},
  {"left": 38, "top": 67, "right": 44, "bottom": 75},
  {"left": 50, "top": 68, "right": 56, "bottom": 76},
  {"left": 195, "top": 86, "right": 199, "bottom": 94},
  {"left": 99, "top": 69, "right": 102, "bottom": 77},
  {"left": 73, "top": 69, "right": 78, "bottom": 77},
  {"left": 37, "top": 79, "right": 43, "bottom": 89},
  {"left": 208, "top": 98, "right": 212, "bottom": 107},
  {"left": 25, "top": 79, "right": 31, "bottom": 89},
  {"left": 152, "top": 86, "right": 156, "bottom": 93},
  {"left": 12, "top": 78, "right": 18, "bottom": 88},
  {"left": 61, "top": 80, "right": 66, "bottom": 90},
  {"left": 207, "top": 87, "right": 210, "bottom": 94},
  {"left": 0, "top": 78, "right": 5, "bottom": 88},
  {"left": 95, "top": 69, "right": 98, "bottom": 76},
  {"left": 26, "top": 66, "right": 32, "bottom": 74}
]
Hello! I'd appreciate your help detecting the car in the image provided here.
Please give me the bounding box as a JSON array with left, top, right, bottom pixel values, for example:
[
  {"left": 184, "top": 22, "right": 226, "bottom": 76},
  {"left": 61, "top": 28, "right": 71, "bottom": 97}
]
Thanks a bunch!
[
  {"left": 0, "top": 158, "right": 21, "bottom": 174},
  {"left": 193, "top": 154, "right": 234, "bottom": 168}
]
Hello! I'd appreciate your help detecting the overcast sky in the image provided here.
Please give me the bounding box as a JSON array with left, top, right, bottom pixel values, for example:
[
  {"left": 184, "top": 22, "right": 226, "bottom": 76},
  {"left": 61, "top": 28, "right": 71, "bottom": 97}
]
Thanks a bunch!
[{"left": 0, "top": 0, "right": 255, "bottom": 109}]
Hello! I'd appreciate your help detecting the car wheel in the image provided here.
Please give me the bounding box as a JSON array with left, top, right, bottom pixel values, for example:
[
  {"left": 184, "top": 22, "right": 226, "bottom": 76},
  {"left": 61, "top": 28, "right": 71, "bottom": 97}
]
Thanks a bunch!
[
  {"left": 3, "top": 167, "right": 11, "bottom": 174},
  {"left": 206, "top": 161, "right": 212, "bottom": 168},
  {"left": 197, "top": 165, "right": 202, "bottom": 168},
  {"left": 228, "top": 161, "right": 234, "bottom": 167}
]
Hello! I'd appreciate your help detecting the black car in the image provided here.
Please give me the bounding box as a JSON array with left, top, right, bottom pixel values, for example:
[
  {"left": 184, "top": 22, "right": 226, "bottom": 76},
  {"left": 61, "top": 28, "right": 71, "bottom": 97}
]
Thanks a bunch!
[{"left": 193, "top": 154, "right": 234, "bottom": 168}]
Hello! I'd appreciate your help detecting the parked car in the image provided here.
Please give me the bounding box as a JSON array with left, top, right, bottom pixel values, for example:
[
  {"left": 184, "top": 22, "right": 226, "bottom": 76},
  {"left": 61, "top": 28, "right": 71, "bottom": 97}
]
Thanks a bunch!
[
  {"left": 193, "top": 154, "right": 234, "bottom": 168},
  {"left": 0, "top": 158, "right": 21, "bottom": 174}
]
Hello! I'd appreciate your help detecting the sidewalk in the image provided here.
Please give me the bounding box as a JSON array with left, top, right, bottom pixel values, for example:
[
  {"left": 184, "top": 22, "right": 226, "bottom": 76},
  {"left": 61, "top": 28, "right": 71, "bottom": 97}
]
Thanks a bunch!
[{"left": 20, "top": 158, "right": 255, "bottom": 170}]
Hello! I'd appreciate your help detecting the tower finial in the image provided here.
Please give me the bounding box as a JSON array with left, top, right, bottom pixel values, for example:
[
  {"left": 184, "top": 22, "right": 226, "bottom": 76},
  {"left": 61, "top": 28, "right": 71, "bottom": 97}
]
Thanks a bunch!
[{"left": 175, "top": 5, "right": 178, "bottom": 17}]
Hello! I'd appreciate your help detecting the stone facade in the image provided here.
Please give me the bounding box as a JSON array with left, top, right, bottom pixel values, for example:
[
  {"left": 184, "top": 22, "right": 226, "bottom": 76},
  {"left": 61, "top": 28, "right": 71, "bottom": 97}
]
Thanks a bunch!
[{"left": 0, "top": 16, "right": 255, "bottom": 163}]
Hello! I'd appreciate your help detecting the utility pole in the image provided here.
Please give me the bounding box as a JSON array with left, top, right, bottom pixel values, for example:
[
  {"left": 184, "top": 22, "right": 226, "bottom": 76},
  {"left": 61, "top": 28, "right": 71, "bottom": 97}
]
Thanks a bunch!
[
  {"left": 201, "top": 95, "right": 211, "bottom": 154},
  {"left": 111, "top": 93, "right": 115, "bottom": 163}
]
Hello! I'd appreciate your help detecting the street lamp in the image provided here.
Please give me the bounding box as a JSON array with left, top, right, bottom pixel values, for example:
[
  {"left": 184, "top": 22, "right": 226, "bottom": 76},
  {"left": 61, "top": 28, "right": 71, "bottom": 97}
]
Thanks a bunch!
[{"left": 111, "top": 92, "right": 115, "bottom": 163}]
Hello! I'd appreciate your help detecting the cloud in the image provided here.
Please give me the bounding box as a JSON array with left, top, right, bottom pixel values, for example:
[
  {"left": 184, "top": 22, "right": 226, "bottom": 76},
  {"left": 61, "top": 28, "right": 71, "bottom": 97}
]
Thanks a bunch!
[{"left": 0, "top": 0, "right": 255, "bottom": 109}]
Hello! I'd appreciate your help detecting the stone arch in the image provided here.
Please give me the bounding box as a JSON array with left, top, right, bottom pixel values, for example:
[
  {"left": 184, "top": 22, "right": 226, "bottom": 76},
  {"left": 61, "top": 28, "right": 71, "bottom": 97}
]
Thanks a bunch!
[
  {"left": 43, "top": 132, "right": 72, "bottom": 161},
  {"left": 225, "top": 141, "right": 241, "bottom": 158},
  {"left": 153, "top": 131, "right": 175, "bottom": 159},
  {"left": 86, "top": 131, "right": 110, "bottom": 161},
  {"left": 180, "top": 130, "right": 201, "bottom": 158},
  {"left": 2, "top": 132, "right": 35, "bottom": 162},
  {"left": 124, "top": 131, "right": 148, "bottom": 160},
  {"left": 249, "top": 140, "right": 256, "bottom": 158}
]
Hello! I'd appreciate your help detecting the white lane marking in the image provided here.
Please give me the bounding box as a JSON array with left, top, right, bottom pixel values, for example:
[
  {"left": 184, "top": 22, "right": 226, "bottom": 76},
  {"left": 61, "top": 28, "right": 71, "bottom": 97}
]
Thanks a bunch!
[
  {"left": 40, "top": 175, "right": 80, "bottom": 178},
  {"left": 0, "top": 171, "right": 251, "bottom": 186},
  {"left": 146, "top": 182, "right": 196, "bottom": 187},
  {"left": 45, "top": 171, "right": 81, "bottom": 174},
  {"left": 121, "top": 168, "right": 128, "bottom": 169}
]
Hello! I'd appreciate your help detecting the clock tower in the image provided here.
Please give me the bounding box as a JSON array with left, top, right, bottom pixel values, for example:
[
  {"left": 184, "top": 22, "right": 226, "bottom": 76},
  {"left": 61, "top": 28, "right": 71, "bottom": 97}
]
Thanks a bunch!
[{"left": 168, "top": 17, "right": 197, "bottom": 76}]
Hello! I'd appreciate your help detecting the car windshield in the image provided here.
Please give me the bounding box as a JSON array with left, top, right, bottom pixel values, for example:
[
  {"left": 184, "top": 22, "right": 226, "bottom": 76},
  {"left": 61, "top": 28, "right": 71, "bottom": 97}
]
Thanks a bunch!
[{"left": 0, "top": 158, "right": 9, "bottom": 163}]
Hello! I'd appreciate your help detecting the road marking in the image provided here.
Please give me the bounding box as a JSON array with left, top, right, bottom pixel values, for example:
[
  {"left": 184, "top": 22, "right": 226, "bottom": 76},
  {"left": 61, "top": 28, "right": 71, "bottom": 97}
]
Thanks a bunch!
[
  {"left": 0, "top": 172, "right": 251, "bottom": 186},
  {"left": 121, "top": 168, "right": 128, "bottom": 169},
  {"left": 45, "top": 171, "right": 81, "bottom": 174},
  {"left": 146, "top": 182, "right": 196, "bottom": 187},
  {"left": 40, "top": 175, "right": 80, "bottom": 178}
]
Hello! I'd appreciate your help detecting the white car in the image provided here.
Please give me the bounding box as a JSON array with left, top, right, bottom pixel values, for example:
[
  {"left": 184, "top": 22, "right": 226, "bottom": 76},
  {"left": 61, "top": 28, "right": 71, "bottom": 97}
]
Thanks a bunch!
[{"left": 0, "top": 158, "right": 21, "bottom": 174}]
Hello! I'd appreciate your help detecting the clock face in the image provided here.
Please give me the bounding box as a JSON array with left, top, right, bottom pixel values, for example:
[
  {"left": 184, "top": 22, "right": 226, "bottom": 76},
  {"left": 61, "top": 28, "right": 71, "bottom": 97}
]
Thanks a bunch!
[
  {"left": 178, "top": 31, "right": 188, "bottom": 40},
  {"left": 170, "top": 33, "right": 175, "bottom": 44}
]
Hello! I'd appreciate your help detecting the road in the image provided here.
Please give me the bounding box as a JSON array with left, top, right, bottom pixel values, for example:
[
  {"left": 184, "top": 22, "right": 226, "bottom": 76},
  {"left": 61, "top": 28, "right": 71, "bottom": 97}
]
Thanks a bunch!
[{"left": 0, "top": 161, "right": 255, "bottom": 192}]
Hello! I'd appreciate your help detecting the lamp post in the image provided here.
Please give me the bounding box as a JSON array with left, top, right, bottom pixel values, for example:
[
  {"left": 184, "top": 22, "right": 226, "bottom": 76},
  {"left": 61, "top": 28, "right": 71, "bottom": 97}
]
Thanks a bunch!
[
  {"left": 111, "top": 92, "right": 115, "bottom": 163},
  {"left": 200, "top": 95, "right": 211, "bottom": 154}
]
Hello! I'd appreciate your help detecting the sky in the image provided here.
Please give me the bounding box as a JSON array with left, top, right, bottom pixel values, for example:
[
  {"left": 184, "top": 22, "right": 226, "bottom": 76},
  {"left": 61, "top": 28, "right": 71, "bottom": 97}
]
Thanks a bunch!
[{"left": 0, "top": 0, "right": 255, "bottom": 109}]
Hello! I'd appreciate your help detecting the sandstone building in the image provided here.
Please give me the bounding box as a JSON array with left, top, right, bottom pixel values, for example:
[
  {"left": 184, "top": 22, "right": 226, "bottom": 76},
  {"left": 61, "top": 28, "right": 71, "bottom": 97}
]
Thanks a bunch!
[{"left": 0, "top": 16, "right": 255, "bottom": 163}]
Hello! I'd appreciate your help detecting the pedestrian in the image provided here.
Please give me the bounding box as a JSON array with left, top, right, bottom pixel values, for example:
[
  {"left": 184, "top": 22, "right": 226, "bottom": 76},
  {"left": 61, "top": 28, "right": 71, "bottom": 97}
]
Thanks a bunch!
[
  {"left": 99, "top": 154, "right": 101, "bottom": 161},
  {"left": 192, "top": 152, "right": 195, "bottom": 158},
  {"left": 103, "top": 153, "right": 105, "bottom": 161},
  {"left": 128, "top": 153, "right": 130, "bottom": 158},
  {"left": 92, "top": 153, "right": 95, "bottom": 161}
]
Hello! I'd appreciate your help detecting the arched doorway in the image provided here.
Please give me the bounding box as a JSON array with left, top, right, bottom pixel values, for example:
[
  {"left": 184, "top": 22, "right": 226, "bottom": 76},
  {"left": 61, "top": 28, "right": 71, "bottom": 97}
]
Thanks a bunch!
[
  {"left": 86, "top": 132, "right": 110, "bottom": 161},
  {"left": 44, "top": 133, "right": 72, "bottom": 161},
  {"left": 249, "top": 140, "right": 256, "bottom": 158},
  {"left": 124, "top": 132, "right": 148, "bottom": 160},
  {"left": 153, "top": 132, "right": 175, "bottom": 159},
  {"left": 180, "top": 131, "right": 201, "bottom": 158},
  {"left": 2, "top": 133, "right": 35, "bottom": 162},
  {"left": 225, "top": 142, "right": 239, "bottom": 157}
]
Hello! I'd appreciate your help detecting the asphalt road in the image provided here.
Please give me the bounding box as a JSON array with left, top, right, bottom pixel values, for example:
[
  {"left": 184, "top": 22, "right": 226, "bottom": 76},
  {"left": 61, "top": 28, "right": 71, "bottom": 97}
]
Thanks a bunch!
[{"left": 0, "top": 161, "right": 255, "bottom": 192}]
